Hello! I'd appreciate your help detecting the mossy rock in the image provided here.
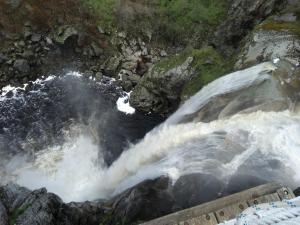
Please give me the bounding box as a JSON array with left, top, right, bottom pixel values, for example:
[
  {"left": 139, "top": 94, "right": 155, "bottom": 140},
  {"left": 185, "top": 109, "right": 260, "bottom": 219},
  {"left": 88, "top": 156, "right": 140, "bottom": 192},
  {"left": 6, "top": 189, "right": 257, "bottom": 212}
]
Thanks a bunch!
[
  {"left": 9, "top": 204, "right": 31, "bottom": 225},
  {"left": 180, "top": 47, "right": 233, "bottom": 100}
]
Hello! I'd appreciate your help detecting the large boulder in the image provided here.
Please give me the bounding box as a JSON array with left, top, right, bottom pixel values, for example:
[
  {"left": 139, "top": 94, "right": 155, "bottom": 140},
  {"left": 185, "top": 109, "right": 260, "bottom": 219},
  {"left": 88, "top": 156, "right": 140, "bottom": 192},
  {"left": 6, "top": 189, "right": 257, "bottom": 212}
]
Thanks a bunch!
[
  {"left": 130, "top": 56, "right": 194, "bottom": 115},
  {"left": 173, "top": 173, "right": 224, "bottom": 209},
  {"left": 0, "top": 183, "right": 106, "bottom": 225},
  {"left": 235, "top": 30, "right": 300, "bottom": 69},
  {"left": 235, "top": 6, "right": 300, "bottom": 69},
  {"left": 106, "top": 176, "right": 180, "bottom": 225}
]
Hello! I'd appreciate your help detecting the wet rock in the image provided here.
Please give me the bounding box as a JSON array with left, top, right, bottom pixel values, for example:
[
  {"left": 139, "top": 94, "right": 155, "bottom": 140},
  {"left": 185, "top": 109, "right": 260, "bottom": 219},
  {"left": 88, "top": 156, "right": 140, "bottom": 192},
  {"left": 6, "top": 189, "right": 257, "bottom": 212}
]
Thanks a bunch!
[
  {"left": 0, "top": 53, "right": 8, "bottom": 64},
  {"left": 13, "top": 59, "right": 30, "bottom": 73},
  {"left": 223, "top": 174, "right": 268, "bottom": 195},
  {"left": 31, "top": 34, "right": 42, "bottom": 43},
  {"left": 107, "top": 176, "right": 180, "bottom": 225},
  {"left": 130, "top": 57, "right": 194, "bottom": 115},
  {"left": 173, "top": 173, "right": 224, "bottom": 209},
  {"left": 294, "top": 187, "right": 300, "bottom": 196},
  {"left": 0, "top": 184, "right": 105, "bottom": 225},
  {"left": 180, "top": 62, "right": 293, "bottom": 123},
  {"left": 0, "top": 201, "right": 8, "bottom": 225},
  {"left": 236, "top": 29, "right": 300, "bottom": 69},
  {"left": 104, "top": 55, "right": 122, "bottom": 76}
]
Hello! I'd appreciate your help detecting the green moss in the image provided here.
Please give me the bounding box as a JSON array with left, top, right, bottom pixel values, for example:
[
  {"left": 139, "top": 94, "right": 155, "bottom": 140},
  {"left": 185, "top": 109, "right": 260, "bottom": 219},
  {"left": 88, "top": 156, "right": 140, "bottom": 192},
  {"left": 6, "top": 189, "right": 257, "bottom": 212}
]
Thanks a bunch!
[
  {"left": 81, "top": 0, "right": 229, "bottom": 44},
  {"left": 159, "top": 0, "right": 228, "bottom": 27},
  {"left": 259, "top": 21, "right": 300, "bottom": 37},
  {"left": 180, "top": 47, "right": 234, "bottom": 100},
  {"left": 256, "top": 10, "right": 300, "bottom": 37},
  {"left": 9, "top": 205, "right": 31, "bottom": 225},
  {"left": 156, "top": 0, "right": 229, "bottom": 44}
]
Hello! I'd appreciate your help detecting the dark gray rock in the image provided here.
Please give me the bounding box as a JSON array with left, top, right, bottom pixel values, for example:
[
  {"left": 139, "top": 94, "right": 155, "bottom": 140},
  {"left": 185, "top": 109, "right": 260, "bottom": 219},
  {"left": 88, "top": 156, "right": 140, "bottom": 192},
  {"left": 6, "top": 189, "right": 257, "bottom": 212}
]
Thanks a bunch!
[
  {"left": 173, "top": 173, "right": 224, "bottom": 209},
  {"left": 91, "top": 42, "right": 103, "bottom": 57},
  {"left": 0, "top": 201, "right": 8, "bottom": 225},
  {"left": 0, "top": 53, "right": 8, "bottom": 64},
  {"left": 130, "top": 57, "right": 194, "bottom": 115},
  {"left": 235, "top": 26, "right": 300, "bottom": 69},
  {"left": 223, "top": 174, "right": 267, "bottom": 195},
  {"left": 6, "top": 0, "right": 22, "bottom": 9},
  {"left": 214, "top": 0, "right": 287, "bottom": 56},
  {"left": 294, "top": 187, "right": 300, "bottom": 196},
  {"left": 31, "top": 34, "right": 42, "bottom": 43},
  {"left": 13, "top": 59, "right": 30, "bottom": 73},
  {"left": 107, "top": 176, "right": 180, "bottom": 225},
  {"left": 0, "top": 184, "right": 106, "bottom": 225}
]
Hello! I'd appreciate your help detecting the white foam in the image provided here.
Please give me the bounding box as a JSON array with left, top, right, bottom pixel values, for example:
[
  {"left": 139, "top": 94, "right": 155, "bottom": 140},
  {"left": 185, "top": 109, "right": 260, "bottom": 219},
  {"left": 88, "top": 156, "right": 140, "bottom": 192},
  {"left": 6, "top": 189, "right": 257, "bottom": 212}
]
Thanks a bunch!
[
  {"left": 9, "top": 110, "right": 300, "bottom": 201},
  {"left": 116, "top": 92, "right": 136, "bottom": 114}
]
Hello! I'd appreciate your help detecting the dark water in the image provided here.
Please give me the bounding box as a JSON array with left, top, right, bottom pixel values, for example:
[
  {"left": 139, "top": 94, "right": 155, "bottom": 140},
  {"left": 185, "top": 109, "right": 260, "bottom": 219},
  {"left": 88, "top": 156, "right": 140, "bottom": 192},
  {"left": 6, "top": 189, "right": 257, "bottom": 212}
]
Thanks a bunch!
[{"left": 0, "top": 74, "right": 163, "bottom": 167}]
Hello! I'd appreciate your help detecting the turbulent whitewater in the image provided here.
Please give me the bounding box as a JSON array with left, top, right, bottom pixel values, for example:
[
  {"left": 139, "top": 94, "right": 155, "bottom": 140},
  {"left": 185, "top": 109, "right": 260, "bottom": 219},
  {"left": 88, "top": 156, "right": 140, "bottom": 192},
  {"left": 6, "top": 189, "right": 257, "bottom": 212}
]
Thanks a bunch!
[{"left": 1, "top": 62, "right": 300, "bottom": 202}]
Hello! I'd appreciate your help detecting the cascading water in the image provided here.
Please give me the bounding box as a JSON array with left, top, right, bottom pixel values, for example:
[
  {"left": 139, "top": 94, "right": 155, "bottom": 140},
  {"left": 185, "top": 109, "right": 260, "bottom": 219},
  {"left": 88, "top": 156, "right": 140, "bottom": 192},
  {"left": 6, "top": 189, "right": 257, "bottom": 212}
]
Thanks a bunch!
[{"left": 1, "top": 62, "right": 299, "bottom": 203}]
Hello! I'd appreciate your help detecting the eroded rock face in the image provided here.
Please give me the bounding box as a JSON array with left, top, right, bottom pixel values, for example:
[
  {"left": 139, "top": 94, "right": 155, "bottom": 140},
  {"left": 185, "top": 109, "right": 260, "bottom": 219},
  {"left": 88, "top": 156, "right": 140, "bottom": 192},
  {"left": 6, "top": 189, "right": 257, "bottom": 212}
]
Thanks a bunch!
[
  {"left": 130, "top": 57, "right": 194, "bottom": 115},
  {"left": 236, "top": 30, "right": 300, "bottom": 69},
  {"left": 0, "top": 183, "right": 106, "bottom": 225},
  {"left": 214, "top": 0, "right": 287, "bottom": 56}
]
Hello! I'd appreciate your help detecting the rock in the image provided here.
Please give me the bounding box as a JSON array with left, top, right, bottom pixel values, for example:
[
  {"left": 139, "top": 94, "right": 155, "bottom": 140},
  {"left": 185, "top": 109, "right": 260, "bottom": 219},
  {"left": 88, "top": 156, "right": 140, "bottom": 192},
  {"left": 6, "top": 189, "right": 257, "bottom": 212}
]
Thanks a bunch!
[
  {"left": 53, "top": 25, "right": 78, "bottom": 45},
  {"left": 223, "top": 174, "right": 268, "bottom": 196},
  {"left": 90, "top": 42, "right": 103, "bottom": 57},
  {"left": 6, "top": 0, "right": 22, "bottom": 9},
  {"left": 104, "top": 55, "right": 122, "bottom": 77},
  {"left": 136, "top": 58, "right": 149, "bottom": 75},
  {"left": 0, "top": 184, "right": 106, "bottom": 225},
  {"left": 160, "top": 50, "right": 167, "bottom": 57},
  {"left": 173, "top": 173, "right": 224, "bottom": 209},
  {"left": 107, "top": 176, "right": 180, "bottom": 225},
  {"left": 0, "top": 53, "right": 8, "bottom": 64},
  {"left": 122, "top": 60, "right": 137, "bottom": 71},
  {"left": 273, "top": 12, "right": 298, "bottom": 22},
  {"left": 130, "top": 57, "right": 194, "bottom": 115},
  {"left": 117, "top": 32, "right": 127, "bottom": 38},
  {"left": 235, "top": 28, "right": 300, "bottom": 69},
  {"left": 178, "top": 62, "right": 295, "bottom": 123},
  {"left": 97, "top": 26, "right": 105, "bottom": 34},
  {"left": 0, "top": 201, "right": 8, "bottom": 225},
  {"left": 214, "top": 0, "right": 287, "bottom": 56},
  {"left": 31, "top": 34, "right": 42, "bottom": 43},
  {"left": 294, "top": 187, "right": 300, "bottom": 196},
  {"left": 127, "top": 73, "right": 141, "bottom": 85},
  {"left": 95, "top": 72, "right": 103, "bottom": 80},
  {"left": 45, "top": 37, "right": 53, "bottom": 45},
  {"left": 13, "top": 59, "right": 30, "bottom": 73}
]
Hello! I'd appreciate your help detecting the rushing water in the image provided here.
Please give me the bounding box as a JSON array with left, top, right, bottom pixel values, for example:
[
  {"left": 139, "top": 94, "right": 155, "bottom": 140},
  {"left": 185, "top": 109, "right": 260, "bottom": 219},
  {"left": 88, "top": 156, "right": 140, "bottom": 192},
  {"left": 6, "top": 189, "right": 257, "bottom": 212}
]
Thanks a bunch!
[{"left": 1, "top": 62, "right": 300, "bottom": 203}]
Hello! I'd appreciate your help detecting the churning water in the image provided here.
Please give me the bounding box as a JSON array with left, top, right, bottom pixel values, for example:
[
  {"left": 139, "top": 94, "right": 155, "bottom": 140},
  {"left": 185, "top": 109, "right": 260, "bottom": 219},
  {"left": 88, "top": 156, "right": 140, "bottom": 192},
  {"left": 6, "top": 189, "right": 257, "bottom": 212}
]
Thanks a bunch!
[{"left": 1, "top": 62, "right": 300, "bottom": 203}]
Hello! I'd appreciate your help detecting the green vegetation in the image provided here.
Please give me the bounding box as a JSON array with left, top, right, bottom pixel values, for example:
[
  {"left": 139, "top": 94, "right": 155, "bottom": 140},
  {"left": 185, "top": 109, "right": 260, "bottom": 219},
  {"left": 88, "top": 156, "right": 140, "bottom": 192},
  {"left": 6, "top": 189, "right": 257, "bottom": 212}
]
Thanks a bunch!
[
  {"left": 180, "top": 47, "right": 233, "bottom": 100},
  {"left": 82, "top": 0, "right": 118, "bottom": 29},
  {"left": 156, "top": 0, "right": 229, "bottom": 44},
  {"left": 151, "top": 46, "right": 234, "bottom": 100},
  {"left": 81, "top": 0, "right": 229, "bottom": 44},
  {"left": 9, "top": 205, "right": 31, "bottom": 225}
]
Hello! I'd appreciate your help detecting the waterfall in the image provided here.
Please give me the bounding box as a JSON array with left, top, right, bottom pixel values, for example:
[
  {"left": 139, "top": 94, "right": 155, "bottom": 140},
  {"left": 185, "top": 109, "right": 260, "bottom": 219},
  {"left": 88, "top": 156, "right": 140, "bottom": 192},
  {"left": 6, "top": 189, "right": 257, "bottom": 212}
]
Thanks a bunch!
[{"left": 1, "top": 62, "right": 300, "bottom": 203}]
